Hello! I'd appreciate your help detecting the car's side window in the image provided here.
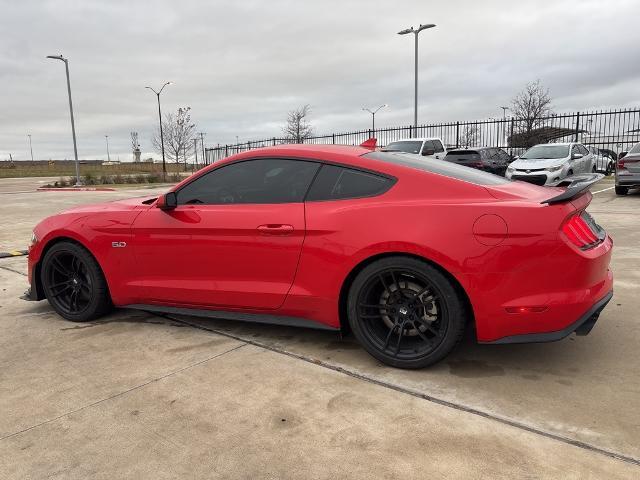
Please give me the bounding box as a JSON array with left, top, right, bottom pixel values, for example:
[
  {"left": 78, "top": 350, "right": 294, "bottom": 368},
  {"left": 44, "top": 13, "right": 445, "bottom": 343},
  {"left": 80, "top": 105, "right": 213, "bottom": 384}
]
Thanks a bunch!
[
  {"left": 579, "top": 145, "right": 589, "bottom": 155},
  {"left": 305, "top": 164, "right": 394, "bottom": 201},
  {"left": 571, "top": 145, "right": 580, "bottom": 156},
  {"left": 422, "top": 140, "right": 435, "bottom": 154},
  {"left": 432, "top": 140, "right": 445, "bottom": 153},
  {"left": 176, "top": 159, "right": 320, "bottom": 205}
]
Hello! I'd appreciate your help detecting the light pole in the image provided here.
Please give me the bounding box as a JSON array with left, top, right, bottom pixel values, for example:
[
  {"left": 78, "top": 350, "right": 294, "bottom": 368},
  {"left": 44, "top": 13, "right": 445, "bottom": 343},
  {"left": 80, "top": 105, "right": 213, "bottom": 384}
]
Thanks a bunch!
[
  {"left": 105, "top": 135, "right": 111, "bottom": 162},
  {"left": 362, "top": 104, "right": 388, "bottom": 133},
  {"left": 46, "top": 54, "right": 81, "bottom": 185},
  {"left": 500, "top": 106, "right": 509, "bottom": 120},
  {"left": 145, "top": 82, "right": 172, "bottom": 180},
  {"left": 398, "top": 24, "right": 436, "bottom": 136},
  {"left": 199, "top": 132, "right": 206, "bottom": 165},
  {"left": 27, "top": 134, "right": 34, "bottom": 161}
]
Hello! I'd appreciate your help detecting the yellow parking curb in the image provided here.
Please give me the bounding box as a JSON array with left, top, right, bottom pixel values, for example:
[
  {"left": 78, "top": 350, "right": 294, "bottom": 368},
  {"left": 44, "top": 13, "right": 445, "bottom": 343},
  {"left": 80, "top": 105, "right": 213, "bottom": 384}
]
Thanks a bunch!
[{"left": 0, "top": 250, "right": 28, "bottom": 259}]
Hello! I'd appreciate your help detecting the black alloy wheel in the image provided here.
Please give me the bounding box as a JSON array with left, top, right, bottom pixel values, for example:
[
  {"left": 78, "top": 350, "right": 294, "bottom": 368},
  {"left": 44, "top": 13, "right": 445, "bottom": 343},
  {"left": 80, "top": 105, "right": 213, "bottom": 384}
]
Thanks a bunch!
[
  {"left": 347, "top": 257, "right": 466, "bottom": 369},
  {"left": 41, "top": 241, "right": 111, "bottom": 321}
]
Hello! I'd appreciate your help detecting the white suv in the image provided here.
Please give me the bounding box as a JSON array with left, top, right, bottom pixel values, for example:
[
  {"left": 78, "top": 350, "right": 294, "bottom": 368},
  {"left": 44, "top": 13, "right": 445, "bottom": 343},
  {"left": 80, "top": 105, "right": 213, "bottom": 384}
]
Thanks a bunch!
[
  {"left": 381, "top": 137, "right": 447, "bottom": 161},
  {"left": 506, "top": 142, "right": 594, "bottom": 186}
]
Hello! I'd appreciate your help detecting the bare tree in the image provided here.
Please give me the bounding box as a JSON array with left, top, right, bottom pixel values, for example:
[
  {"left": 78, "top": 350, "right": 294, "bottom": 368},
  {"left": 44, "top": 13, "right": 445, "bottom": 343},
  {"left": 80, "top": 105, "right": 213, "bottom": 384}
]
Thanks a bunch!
[
  {"left": 283, "top": 104, "right": 314, "bottom": 143},
  {"left": 510, "top": 80, "right": 553, "bottom": 147},
  {"left": 152, "top": 107, "right": 196, "bottom": 169},
  {"left": 460, "top": 124, "right": 479, "bottom": 147}
]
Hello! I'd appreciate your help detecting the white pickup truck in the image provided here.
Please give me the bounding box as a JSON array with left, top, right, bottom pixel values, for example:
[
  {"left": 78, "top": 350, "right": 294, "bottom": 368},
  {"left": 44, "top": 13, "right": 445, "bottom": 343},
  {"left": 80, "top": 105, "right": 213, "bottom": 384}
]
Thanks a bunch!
[{"left": 380, "top": 137, "right": 447, "bottom": 161}]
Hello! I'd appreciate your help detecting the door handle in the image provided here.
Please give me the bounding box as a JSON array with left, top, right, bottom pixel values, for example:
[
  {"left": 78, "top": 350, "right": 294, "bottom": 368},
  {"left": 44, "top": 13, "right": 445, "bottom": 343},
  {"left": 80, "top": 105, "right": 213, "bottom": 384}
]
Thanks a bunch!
[{"left": 256, "top": 224, "right": 294, "bottom": 235}]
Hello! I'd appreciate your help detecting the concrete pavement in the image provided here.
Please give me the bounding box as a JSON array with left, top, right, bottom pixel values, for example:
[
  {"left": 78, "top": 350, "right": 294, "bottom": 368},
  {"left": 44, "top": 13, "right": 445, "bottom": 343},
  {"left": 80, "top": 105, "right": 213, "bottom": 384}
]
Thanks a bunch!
[{"left": 0, "top": 176, "right": 638, "bottom": 478}]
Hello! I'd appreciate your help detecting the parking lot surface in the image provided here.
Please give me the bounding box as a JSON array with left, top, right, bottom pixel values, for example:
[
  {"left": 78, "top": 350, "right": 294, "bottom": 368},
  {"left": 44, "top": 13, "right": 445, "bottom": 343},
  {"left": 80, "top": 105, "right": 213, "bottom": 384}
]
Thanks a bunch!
[{"left": 0, "top": 177, "right": 638, "bottom": 478}]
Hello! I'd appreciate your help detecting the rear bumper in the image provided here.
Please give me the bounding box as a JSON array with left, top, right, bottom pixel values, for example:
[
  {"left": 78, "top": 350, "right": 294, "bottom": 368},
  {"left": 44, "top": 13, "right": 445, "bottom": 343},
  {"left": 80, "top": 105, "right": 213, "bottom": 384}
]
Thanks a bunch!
[
  {"left": 616, "top": 175, "right": 640, "bottom": 187},
  {"left": 483, "top": 290, "right": 613, "bottom": 344}
]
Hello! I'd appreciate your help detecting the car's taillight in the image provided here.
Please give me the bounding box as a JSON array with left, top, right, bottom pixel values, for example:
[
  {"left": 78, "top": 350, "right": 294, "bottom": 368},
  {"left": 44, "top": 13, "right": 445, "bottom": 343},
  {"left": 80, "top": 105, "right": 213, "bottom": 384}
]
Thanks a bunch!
[{"left": 561, "top": 212, "right": 604, "bottom": 250}]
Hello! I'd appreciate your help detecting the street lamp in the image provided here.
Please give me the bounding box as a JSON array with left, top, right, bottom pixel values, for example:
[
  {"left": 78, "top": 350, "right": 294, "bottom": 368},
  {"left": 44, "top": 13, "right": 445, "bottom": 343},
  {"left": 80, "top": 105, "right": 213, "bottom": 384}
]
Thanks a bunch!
[
  {"left": 362, "top": 104, "right": 388, "bottom": 133},
  {"left": 145, "top": 82, "right": 172, "bottom": 180},
  {"left": 27, "top": 134, "right": 34, "bottom": 162},
  {"left": 398, "top": 23, "right": 436, "bottom": 136},
  {"left": 46, "top": 54, "right": 81, "bottom": 186},
  {"left": 105, "top": 135, "right": 111, "bottom": 162},
  {"left": 500, "top": 106, "right": 509, "bottom": 120}
]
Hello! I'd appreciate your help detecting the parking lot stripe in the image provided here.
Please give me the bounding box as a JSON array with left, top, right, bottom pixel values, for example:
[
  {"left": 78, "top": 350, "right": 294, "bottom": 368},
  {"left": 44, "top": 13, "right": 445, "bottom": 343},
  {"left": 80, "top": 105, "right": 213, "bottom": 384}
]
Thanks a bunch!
[
  {"left": 162, "top": 313, "right": 640, "bottom": 467},
  {"left": 592, "top": 186, "right": 615, "bottom": 194}
]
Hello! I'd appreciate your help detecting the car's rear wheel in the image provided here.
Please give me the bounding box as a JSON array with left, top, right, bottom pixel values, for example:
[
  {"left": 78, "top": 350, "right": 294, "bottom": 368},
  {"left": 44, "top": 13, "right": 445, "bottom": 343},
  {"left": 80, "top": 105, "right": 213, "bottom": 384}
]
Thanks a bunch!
[
  {"left": 592, "top": 165, "right": 597, "bottom": 173},
  {"left": 615, "top": 186, "right": 628, "bottom": 196},
  {"left": 347, "top": 257, "right": 466, "bottom": 369},
  {"left": 41, "top": 241, "right": 112, "bottom": 322}
]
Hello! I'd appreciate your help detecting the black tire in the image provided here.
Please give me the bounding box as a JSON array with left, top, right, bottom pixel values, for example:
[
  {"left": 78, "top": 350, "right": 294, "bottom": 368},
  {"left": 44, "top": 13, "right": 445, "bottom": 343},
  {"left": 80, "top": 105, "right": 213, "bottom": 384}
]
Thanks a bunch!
[
  {"left": 592, "top": 165, "right": 597, "bottom": 173},
  {"left": 347, "top": 257, "right": 466, "bottom": 369},
  {"left": 615, "top": 186, "right": 628, "bottom": 196},
  {"left": 567, "top": 169, "right": 574, "bottom": 176},
  {"left": 41, "top": 241, "right": 112, "bottom": 321}
]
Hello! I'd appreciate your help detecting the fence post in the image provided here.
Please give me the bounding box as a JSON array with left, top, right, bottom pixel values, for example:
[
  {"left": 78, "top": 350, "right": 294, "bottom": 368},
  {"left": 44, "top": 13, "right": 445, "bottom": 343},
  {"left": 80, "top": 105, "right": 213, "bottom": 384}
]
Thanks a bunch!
[
  {"left": 455, "top": 121, "right": 460, "bottom": 148},
  {"left": 509, "top": 118, "right": 515, "bottom": 157},
  {"left": 272, "top": 137, "right": 276, "bottom": 146},
  {"left": 575, "top": 112, "right": 581, "bottom": 142},
  {"left": 332, "top": 134, "right": 335, "bottom": 144}
]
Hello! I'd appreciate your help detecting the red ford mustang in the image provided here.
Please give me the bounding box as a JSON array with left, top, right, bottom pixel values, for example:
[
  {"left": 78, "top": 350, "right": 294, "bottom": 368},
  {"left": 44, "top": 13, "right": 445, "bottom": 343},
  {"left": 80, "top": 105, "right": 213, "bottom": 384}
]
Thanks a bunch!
[{"left": 27, "top": 145, "right": 613, "bottom": 368}]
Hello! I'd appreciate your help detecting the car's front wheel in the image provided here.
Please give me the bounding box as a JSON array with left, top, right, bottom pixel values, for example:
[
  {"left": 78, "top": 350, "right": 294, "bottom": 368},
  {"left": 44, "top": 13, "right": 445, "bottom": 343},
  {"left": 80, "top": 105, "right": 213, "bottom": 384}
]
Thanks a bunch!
[
  {"left": 41, "top": 241, "right": 112, "bottom": 322},
  {"left": 615, "top": 186, "right": 628, "bottom": 196},
  {"left": 347, "top": 257, "right": 466, "bottom": 369}
]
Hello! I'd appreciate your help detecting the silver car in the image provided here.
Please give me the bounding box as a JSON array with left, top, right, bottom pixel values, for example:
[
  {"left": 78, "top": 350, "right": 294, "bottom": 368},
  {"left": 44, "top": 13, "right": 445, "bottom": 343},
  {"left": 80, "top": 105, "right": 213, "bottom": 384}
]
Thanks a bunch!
[
  {"left": 615, "top": 142, "right": 640, "bottom": 195},
  {"left": 506, "top": 143, "right": 595, "bottom": 186}
]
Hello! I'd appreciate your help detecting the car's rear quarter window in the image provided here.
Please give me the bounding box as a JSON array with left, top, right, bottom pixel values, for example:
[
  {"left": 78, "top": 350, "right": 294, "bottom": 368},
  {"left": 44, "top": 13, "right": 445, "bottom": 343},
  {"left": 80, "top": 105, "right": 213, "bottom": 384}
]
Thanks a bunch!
[
  {"left": 306, "top": 164, "right": 394, "bottom": 201},
  {"left": 363, "top": 151, "right": 509, "bottom": 185}
]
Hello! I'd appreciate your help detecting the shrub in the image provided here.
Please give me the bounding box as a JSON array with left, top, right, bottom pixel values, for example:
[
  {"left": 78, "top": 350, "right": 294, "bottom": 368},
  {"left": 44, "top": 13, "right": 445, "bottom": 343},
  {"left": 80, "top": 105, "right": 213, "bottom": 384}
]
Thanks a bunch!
[
  {"left": 147, "top": 173, "right": 162, "bottom": 183},
  {"left": 113, "top": 174, "right": 124, "bottom": 184},
  {"left": 58, "top": 177, "right": 67, "bottom": 187},
  {"left": 135, "top": 174, "right": 147, "bottom": 184},
  {"left": 82, "top": 172, "right": 96, "bottom": 185}
]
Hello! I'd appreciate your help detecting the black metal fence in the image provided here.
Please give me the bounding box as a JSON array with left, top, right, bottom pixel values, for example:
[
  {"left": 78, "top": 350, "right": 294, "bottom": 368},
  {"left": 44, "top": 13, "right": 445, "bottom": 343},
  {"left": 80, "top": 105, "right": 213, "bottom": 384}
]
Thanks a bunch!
[{"left": 205, "top": 108, "right": 640, "bottom": 164}]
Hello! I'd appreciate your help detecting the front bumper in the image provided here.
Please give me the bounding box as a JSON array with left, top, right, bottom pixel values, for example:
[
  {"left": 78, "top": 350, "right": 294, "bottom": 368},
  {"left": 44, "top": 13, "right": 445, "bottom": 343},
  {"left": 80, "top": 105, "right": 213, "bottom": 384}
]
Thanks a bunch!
[{"left": 483, "top": 291, "right": 613, "bottom": 344}]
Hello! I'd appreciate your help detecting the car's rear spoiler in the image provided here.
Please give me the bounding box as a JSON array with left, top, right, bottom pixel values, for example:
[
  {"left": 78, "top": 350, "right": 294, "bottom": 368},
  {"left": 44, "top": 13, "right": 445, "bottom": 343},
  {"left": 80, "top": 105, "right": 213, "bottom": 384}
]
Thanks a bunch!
[{"left": 542, "top": 173, "right": 604, "bottom": 204}]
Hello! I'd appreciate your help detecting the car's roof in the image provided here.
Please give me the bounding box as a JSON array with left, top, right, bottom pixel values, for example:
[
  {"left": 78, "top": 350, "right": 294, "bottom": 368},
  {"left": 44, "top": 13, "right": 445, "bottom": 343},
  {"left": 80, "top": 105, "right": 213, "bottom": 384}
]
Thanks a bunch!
[
  {"left": 447, "top": 146, "right": 493, "bottom": 151},
  {"left": 532, "top": 142, "right": 575, "bottom": 146},
  {"left": 387, "top": 137, "right": 441, "bottom": 142}
]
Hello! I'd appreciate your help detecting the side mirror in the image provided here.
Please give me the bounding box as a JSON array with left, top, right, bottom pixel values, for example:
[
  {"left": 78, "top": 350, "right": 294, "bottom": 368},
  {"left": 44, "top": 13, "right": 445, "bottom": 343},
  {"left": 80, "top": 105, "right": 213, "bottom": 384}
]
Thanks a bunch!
[
  {"left": 157, "top": 192, "right": 177, "bottom": 210},
  {"left": 422, "top": 149, "right": 435, "bottom": 156},
  {"left": 572, "top": 153, "right": 584, "bottom": 160}
]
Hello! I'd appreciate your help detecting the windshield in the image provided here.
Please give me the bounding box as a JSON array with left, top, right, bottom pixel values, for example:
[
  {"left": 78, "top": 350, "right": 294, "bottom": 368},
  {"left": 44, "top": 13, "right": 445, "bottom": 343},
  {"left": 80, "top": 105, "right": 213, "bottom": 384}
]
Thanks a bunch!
[
  {"left": 520, "top": 145, "right": 569, "bottom": 160},
  {"left": 381, "top": 141, "right": 423, "bottom": 154},
  {"left": 629, "top": 143, "right": 640, "bottom": 154}
]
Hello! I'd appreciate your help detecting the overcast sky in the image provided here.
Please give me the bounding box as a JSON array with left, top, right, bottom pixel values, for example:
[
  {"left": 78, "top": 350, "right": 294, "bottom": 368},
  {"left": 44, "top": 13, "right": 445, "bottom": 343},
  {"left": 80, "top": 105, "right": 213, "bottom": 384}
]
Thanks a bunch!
[{"left": 2, "top": 0, "right": 640, "bottom": 161}]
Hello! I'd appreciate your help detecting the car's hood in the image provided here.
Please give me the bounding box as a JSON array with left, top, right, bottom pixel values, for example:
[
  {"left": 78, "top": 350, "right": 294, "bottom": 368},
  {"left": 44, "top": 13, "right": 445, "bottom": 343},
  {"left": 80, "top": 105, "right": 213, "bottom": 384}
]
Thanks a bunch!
[
  {"left": 60, "top": 195, "right": 157, "bottom": 215},
  {"left": 510, "top": 157, "right": 567, "bottom": 169}
]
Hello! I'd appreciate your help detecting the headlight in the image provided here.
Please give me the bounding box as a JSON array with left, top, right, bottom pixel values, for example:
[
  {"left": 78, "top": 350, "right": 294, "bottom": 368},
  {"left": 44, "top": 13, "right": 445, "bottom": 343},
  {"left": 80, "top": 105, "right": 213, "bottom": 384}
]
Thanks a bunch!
[
  {"left": 30, "top": 231, "right": 38, "bottom": 246},
  {"left": 547, "top": 165, "right": 563, "bottom": 172}
]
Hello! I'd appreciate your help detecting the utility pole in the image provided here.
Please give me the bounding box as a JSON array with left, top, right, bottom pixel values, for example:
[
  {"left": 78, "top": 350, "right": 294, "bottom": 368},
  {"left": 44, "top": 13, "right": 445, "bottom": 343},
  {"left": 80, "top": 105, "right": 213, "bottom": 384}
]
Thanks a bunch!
[
  {"left": 199, "top": 132, "right": 206, "bottom": 165},
  {"left": 27, "top": 134, "right": 34, "bottom": 161},
  {"left": 193, "top": 138, "right": 199, "bottom": 167},
  {"left": 397, "top": 24, "right": 436, "bottom": 136},
  {"left": 46, "top": 54, "right": 81, "bottom": 185}
]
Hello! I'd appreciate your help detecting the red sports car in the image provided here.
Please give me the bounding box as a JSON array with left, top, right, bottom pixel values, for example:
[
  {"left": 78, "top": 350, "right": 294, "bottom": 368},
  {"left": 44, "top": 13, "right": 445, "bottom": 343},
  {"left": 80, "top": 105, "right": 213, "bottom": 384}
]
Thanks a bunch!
[{"left": 27, "top": 145, "right": 613, "bottom": 369}]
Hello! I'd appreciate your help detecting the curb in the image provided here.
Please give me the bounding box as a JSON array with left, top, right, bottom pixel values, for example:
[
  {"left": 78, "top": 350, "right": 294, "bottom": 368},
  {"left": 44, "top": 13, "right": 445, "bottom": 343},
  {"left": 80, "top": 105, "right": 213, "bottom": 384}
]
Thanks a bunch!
[
  {"left": 37, "top": 187, "right": 116, "bottom": 192},
  {"left": 0, "top": 250, "right": 28, "bottom": 259}
]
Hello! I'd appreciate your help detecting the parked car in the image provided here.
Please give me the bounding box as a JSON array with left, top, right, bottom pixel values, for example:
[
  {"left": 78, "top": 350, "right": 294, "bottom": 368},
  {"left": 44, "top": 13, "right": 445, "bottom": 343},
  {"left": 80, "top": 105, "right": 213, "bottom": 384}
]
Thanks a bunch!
[
  {"left": 381, "top": 137, "right": 447, "bottom": 161},
  {"left": 588, "top": 146, "right": 615, "bottom": 175},
  {"left": 615, "top": 142, "right": 640, "bottom": 195},
  {"left": 27, "top": 144, "right": 612, "bottom": 369},
  {"left": 443, "top": 147, "right": 511, "bottom": 175},
  {"left": 506, "top": 142, "right": 595, "bottom": 186}
]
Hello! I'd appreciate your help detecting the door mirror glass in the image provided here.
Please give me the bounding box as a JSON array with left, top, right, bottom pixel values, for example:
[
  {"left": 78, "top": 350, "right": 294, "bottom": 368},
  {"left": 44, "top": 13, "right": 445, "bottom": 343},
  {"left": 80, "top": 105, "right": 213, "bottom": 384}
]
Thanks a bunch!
[
  {"left": 157, "top": 192, "right": 177, "bottom": 210},
  {"left": 572, "top": 153, "right": 583, "bottom": 160}
]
